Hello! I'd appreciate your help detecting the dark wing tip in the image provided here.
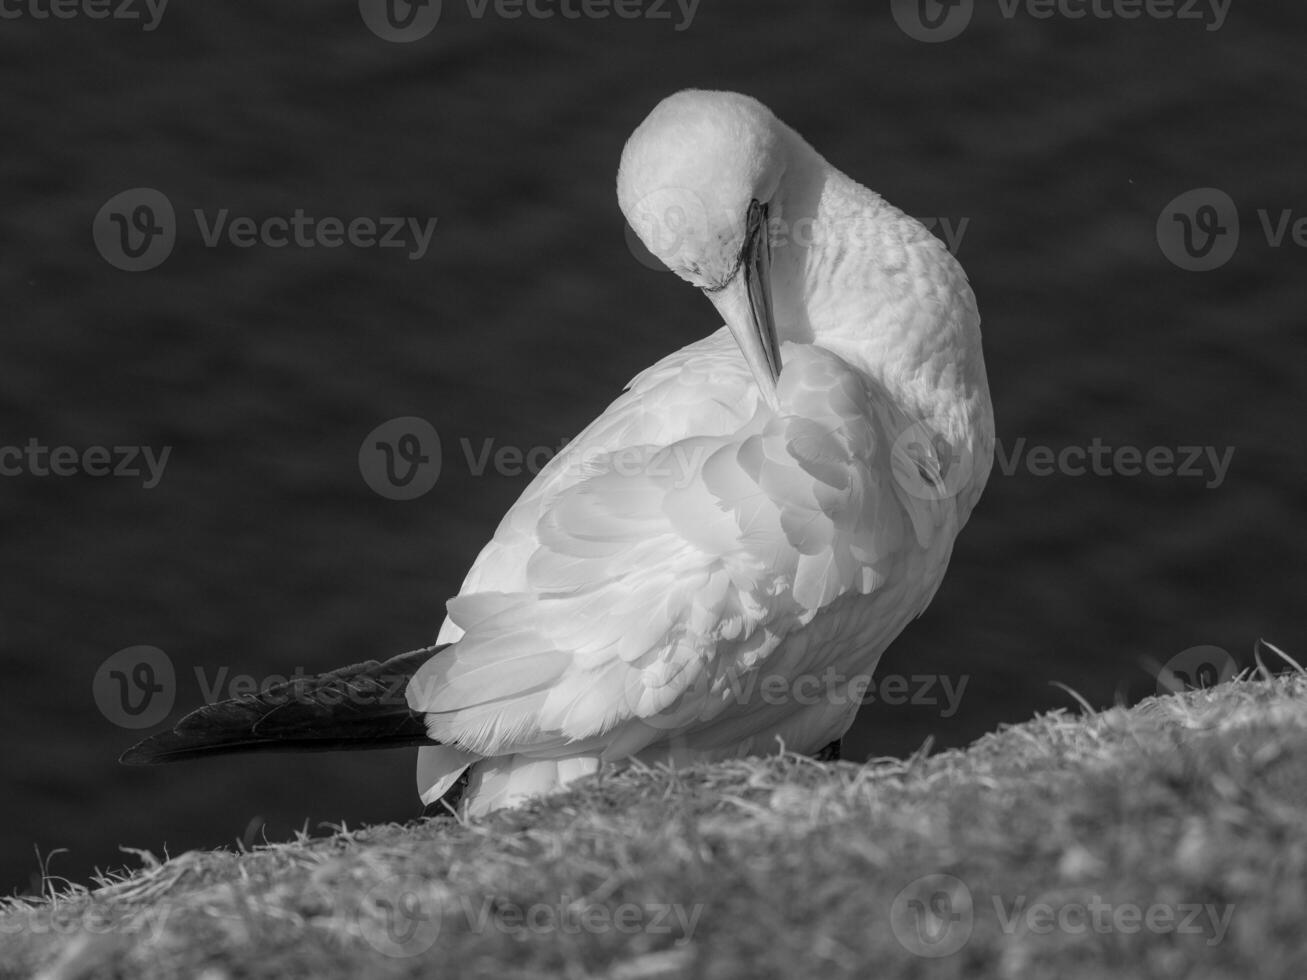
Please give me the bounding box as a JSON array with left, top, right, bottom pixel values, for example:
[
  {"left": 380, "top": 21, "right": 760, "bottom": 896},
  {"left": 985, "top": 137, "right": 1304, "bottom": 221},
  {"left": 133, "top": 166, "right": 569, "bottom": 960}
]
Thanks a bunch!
[
  {"left": 116, "top": 643, "right": 449, "bottom": 766},
  {"left": 119, "top": 730, "right": 229, "bottom": 765},
  {"left": 118, "top": 745, "right": 154, "bottom": 766}
]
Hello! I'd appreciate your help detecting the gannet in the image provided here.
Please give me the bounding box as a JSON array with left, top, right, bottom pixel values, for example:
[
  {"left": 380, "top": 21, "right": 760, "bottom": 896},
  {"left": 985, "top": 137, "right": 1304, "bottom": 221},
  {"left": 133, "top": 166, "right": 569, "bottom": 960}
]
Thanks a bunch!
[{"left": 123, "top": 90, "right": 995, "bottom": 818}]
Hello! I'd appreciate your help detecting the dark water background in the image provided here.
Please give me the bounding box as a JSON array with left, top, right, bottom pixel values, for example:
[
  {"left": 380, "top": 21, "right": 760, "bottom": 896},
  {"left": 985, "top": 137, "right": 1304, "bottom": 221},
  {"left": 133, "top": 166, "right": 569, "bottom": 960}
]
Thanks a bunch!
[{"left": 1, "top": 1, "right": 1304, "bottom": 896}]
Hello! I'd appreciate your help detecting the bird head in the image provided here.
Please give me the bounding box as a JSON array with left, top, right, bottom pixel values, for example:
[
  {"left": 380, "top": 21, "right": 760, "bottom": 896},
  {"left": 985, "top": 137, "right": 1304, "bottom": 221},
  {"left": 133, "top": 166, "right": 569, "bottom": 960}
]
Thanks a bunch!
[{"left": 618, "top": 90, "right": 797, "bottom": 406}]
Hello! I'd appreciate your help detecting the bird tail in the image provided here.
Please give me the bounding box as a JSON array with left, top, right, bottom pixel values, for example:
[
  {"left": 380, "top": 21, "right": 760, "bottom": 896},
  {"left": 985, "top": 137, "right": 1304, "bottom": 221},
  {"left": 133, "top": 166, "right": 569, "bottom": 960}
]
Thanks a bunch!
[{"left": 118, "top": 645, "right": 445, "bottom": 765}]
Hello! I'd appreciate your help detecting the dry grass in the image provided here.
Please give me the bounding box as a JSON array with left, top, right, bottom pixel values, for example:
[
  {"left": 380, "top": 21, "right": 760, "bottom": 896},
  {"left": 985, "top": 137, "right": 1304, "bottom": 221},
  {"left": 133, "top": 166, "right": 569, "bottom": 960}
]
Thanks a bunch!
[{"left": 4, "top": 665, "right": 1306, "bottom": 980}]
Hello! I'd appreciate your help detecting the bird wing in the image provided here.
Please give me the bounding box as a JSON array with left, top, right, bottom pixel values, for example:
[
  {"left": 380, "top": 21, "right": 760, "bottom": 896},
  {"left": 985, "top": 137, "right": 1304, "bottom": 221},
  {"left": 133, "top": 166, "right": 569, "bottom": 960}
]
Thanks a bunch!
[
  {"left": 411, "top": 333, "right": 957, "bottom": 760},
  {"left": 434, "top": 328, "right": 766, "bottom": 616}
]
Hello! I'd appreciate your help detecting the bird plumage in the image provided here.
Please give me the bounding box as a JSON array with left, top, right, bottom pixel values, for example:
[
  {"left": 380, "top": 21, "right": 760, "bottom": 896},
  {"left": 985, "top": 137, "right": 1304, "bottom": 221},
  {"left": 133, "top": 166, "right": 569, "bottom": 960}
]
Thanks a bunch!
[{"left": 411, "top": 331, "right": 983, "bottom": 811}]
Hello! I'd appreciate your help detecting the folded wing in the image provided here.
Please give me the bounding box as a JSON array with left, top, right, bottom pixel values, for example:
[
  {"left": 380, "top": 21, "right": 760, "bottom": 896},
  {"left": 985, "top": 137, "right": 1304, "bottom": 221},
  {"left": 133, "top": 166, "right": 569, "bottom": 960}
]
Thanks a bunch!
[{"left": 409, "top": 341, "right": 953, "bottom": 763}]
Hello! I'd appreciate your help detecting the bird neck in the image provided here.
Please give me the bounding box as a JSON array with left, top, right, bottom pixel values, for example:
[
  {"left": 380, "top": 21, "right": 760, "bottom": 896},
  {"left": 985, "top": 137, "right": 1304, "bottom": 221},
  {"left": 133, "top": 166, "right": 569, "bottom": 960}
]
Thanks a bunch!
[{"left": 770, "top": 137, "right": 991, "bottom": 444}]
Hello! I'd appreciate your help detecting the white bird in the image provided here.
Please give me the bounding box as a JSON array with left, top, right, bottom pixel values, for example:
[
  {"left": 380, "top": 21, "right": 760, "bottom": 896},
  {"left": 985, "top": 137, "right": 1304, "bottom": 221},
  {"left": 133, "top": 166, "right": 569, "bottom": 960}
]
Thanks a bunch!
[{"left": 123, "top": 90, "right": 995, "bottom": 819}]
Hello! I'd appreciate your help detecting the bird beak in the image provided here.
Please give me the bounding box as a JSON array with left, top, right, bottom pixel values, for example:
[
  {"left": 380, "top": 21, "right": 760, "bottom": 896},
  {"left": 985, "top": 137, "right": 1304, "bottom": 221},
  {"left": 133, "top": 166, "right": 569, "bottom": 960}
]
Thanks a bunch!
[{"left": 710, "top": 199, "right": 782, "bottom": 408}]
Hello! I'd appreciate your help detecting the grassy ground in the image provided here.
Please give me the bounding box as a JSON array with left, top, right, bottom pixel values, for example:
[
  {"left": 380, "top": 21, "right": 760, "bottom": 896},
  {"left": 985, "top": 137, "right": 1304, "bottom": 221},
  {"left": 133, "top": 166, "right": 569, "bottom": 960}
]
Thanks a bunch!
[{"left": 4, "top": 667, "right": 1306, "bottom": 980}]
